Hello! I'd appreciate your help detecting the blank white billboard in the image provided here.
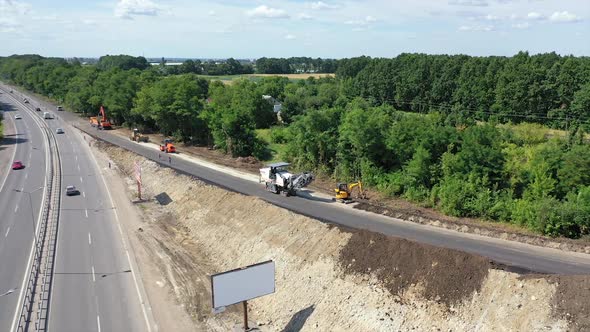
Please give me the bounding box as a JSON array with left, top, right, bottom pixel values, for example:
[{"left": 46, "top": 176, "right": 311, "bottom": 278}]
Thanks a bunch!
[{"left": 211, "top": 260, "right": 275, "bottom": 308}]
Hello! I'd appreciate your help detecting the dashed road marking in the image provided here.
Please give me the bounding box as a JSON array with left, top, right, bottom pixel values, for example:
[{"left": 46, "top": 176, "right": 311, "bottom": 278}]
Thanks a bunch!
[
  {"left": 88, "top": 233, "right": 92, "bottom": 245},
  {"left": 5, "top": 227, "right": 10, "bottom": 237},
  {"left": 14, "top": 205, "right": 18, "bottom": 213},
  {"left": 85, "top": 209, "right": 88, "bottom": 218},
  {"left": 92, "top": 265, "right": 96, "bottom": 282}
]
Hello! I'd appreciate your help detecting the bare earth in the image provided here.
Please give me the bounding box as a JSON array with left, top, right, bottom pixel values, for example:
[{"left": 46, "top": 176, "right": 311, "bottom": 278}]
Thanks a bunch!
[{"left": 90, "top": 139, "right": 590, "bottom": 331}]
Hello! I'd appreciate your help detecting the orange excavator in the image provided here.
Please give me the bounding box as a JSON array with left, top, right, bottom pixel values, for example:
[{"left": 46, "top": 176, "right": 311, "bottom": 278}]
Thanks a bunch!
[
  {"left": 90, "top": 106, "right": 112, "bottom": 130},
  {"left": 160, "top": 139, "right": 176, "bottom": 153}
]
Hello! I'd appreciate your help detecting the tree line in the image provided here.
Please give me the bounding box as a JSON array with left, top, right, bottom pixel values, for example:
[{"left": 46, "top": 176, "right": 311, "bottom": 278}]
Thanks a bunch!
[{"left": 1, "top": 52, "right": 590, "bottom": 238}]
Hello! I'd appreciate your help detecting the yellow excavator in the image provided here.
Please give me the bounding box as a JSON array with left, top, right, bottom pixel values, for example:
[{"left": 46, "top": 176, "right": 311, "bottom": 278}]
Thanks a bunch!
[{"left": 334, "top": 181, "right": 366, "bottom": 203}]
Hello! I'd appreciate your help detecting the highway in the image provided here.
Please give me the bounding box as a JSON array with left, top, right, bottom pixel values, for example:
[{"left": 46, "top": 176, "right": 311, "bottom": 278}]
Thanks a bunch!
[
  {"left": 41, "top": 98, "right": 590, "bottom": 275},
  {"left": 0, "top": 95, "right": 47, "bottom": 331},
  {"left": 0, "top": 90, "right": 151, "bottom": 331}
]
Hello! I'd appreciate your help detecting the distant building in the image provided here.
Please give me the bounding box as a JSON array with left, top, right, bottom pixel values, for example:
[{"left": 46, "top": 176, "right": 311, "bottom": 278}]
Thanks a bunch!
[{"left": 263, "top": 95, "right": 284, "bottom": 123}]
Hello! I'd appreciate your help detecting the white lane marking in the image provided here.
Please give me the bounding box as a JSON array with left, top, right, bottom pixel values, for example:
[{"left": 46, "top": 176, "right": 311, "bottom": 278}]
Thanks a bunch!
[
  {"left": 14, "top": 205, "right": 18, "bottom": 213},
  {"left": 75, "top": 155, "right": 78, "bottom": 161},
  {"left": 85, "top": 209, "right": 88, "bottom": 218},
  {"left": 80, "top": 176, "right": 84, "bottom": 183},
  {"left": 77, "top": 164, "right": 80, "bottom": 171},
  {"left": 25, "top": 173, "right": 28, "bottom": 180},
  {"left": 92, "top": 266, "right": 96, "bottom": 282},
  {"left": 5, "top": 227, "right": 10, "bottom": 237},
  {"left": 82, "top": 191, "right": 85, "bottom": 198},
  {"left": 88, "top": 233, "right": 92, "bottom": 245},
  {"left": 97, "top": 315, "right": 101, "bottom": 332}
]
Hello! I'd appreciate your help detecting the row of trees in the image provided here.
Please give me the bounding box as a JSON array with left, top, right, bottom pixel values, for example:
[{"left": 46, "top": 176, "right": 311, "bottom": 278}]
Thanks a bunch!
[
  {"left": 162, "top": 58, "right": 255, "bottom": 76},
  {"left": 1, "top": 53, "right": 590, "bottom": 238},
  {"left": 255, "top": 57, "right": 338, "bottom": 74},
  {"left": 339, "top": 52, "right": 590, "bottom": 129},
  {"left": 0, "top": 55, "right": 273, "bottom": 157}
]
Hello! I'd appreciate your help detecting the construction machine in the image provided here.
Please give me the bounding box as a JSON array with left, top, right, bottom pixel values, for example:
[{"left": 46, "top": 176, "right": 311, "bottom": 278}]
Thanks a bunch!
[
  {"left": 259, "top": 162, "right": 314, "bottom": 197},
  {"left": 160, "top": 139, "right": 176, "bottom": 153},
  {"left": 334, "top": 181, "right": 366, "bottom": 203},
  {"left": 90, "top": 106, "right": 112, "bottom": 130},
  {"left": 130, "top": 128, "right": 149, "bottom": 142}
]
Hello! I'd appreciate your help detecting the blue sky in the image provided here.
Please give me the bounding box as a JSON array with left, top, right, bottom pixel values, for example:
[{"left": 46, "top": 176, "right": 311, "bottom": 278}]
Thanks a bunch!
[{"left": 0, "top": 0, "right": 588, "bottom": 58}]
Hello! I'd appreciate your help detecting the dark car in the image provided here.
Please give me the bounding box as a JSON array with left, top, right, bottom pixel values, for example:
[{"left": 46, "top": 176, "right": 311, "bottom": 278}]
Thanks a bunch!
[
  {"left": 57, "top": 106, "right": 63, "bottom": 111},
  {"left": 12, "top": 161, "right": 24, "bottom": 170},
  {"left": 66, "top": 185, "right": 80, "bottom": 196},
  {"left": 23, "top": 98, "right": 29, "bottom": 103},
  {"left": 36, "top": 107, "right": 41, "bottom": 112}
]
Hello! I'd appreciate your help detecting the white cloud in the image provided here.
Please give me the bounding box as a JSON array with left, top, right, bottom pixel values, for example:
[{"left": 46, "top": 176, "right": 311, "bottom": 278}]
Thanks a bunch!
[
  {"left": 309, "top": 1, "right": 339, "bottom": 10},
  {"left": 345, "top": 16, "right": 378, "bottom": 26},
  {"left": 512, "top": 22, "right": 530, "bottom": 29},
  {"left": 458, "top": 24, "right": 495, "bottom": 31},
  {"left": 31, "top": 14, "right": 58, "bottom": 21},
  {"left": 549, "top": 11, "right": 582, "bottom": 23},
  {"left": 526, "top": 12, "right": 544, "bottom": 20},
  {"left": 0, "top": 17, "right": 19, "bottom": 33},
  {"left": 115, "top": 0, "right": 162, "bottom": 19},
  {"left": 284, "top": 34, "right": 296, "bottom": 40},
  {"left": 449, "top": 0, "right": 488, "bottom": 7},
  {"left": 0, "top": 0, "right": 30, "bottom": 15},
  {"left": 297, "top": 13, "right": 313, "bottom": 20},
  {"left": 82, "top": 19, "right": 97, "bottom": 25},
  {"left": 482, "top": 14, "right": 499, "bottom": 21},
  {"left": 246, "top": 5, "right": 289, "bottom": 19},
  {"left": 208, "top": 10, "right": 216, "bottom": 16}
]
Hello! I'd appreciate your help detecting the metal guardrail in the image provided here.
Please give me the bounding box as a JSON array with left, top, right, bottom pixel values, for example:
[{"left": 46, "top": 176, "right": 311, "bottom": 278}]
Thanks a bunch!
[{"left": 2, "top": 88, "right": 62, "bottom": 332}]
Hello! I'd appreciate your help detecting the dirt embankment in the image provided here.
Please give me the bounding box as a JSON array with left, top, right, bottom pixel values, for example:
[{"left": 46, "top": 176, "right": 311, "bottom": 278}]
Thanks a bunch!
[{"left": 95, "top": 140, "right": 590, "bottom": 331}]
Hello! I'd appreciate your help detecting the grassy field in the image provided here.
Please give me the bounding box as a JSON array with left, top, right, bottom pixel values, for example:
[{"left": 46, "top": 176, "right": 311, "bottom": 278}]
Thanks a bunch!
[
  {"left": 198, "top": 73, "right": 335, "bottom": 85},
  {"left": 256, "top": 128, "right": 287, "bottom": 162}
]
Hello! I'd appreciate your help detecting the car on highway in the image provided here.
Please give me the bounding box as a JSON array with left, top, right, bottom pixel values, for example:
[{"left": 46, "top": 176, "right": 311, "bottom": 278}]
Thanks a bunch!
[
  {"left": 15, "top": 114, "right": 22, "bottom": 119},
  {"left": 57, "top": 106, "right": 63, "bottom": 111},
  {"left": 56, "top": 128, "right": 64, "bottom": 134},
  {"left": 23, "top": 98, "right": 29, "bottom": 103},
  {"left": 12, "top": 161, "right": 24, "bottom": 170},
  {"left": 36, "top": 107, "right": 41, "bottom": 112},
  {"left": 66, "top": 185, "right": 80, "bottom": 196}
]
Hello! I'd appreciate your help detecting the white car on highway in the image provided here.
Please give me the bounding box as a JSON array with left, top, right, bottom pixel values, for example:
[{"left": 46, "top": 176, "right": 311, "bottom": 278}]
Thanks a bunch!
[{"left": 15, "top": 114, "right": 22, "bottom": 119}]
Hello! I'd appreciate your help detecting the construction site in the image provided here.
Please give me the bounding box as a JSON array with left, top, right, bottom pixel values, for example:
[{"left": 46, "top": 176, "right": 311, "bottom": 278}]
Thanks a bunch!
[{"left": 89, "top": 138, "right": 590, "bottom": 332}]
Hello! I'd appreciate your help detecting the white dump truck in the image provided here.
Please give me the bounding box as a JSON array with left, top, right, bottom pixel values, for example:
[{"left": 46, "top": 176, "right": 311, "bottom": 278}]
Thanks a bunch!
[
  {"left": 43, "top": 112, "right": 54, "bottom": 119},
  {"left": 259, "top": 162, "right": 314, "bottom": 196}
]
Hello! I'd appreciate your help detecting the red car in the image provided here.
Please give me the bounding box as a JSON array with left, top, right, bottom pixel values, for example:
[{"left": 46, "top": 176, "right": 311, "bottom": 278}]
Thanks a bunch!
[{"left": 12, "top": 161, "right": 24, "bottom": 170}]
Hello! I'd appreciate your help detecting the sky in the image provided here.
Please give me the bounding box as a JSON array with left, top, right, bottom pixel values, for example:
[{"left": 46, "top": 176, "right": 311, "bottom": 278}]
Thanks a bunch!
[{"left": 0, "top": 0, "right": 588, "bottom": 58}]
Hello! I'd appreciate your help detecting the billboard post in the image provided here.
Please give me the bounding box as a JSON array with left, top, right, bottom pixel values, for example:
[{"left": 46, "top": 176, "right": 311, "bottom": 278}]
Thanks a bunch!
[
  {"left": 211, "top": 260, "right": 275, "bottom": 331},
  {"left": 134, "top": 161, "right": 142, "bottom": 200}
]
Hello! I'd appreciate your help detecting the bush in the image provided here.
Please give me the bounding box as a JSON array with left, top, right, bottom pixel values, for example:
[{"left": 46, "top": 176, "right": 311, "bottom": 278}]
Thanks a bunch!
[{"left": 270, "top": 126, "right": 288, "bottom": 144}]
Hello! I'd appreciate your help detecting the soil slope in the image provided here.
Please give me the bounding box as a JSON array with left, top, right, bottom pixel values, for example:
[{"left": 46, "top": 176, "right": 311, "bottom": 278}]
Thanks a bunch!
[{"left": 95, "top": 140, "right": 590, "bottom": 331}]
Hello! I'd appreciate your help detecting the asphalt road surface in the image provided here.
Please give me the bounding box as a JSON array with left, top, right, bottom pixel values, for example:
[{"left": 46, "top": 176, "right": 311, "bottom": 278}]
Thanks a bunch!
[
  {"left": 0, "top": 95, "right": 47, "bottom": 331},
  {"left": 45, "top": 100, "right": 590, "bottom": 275},
  {"left": 0, "top": 90, "right": 150, "bottom": 331}
]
